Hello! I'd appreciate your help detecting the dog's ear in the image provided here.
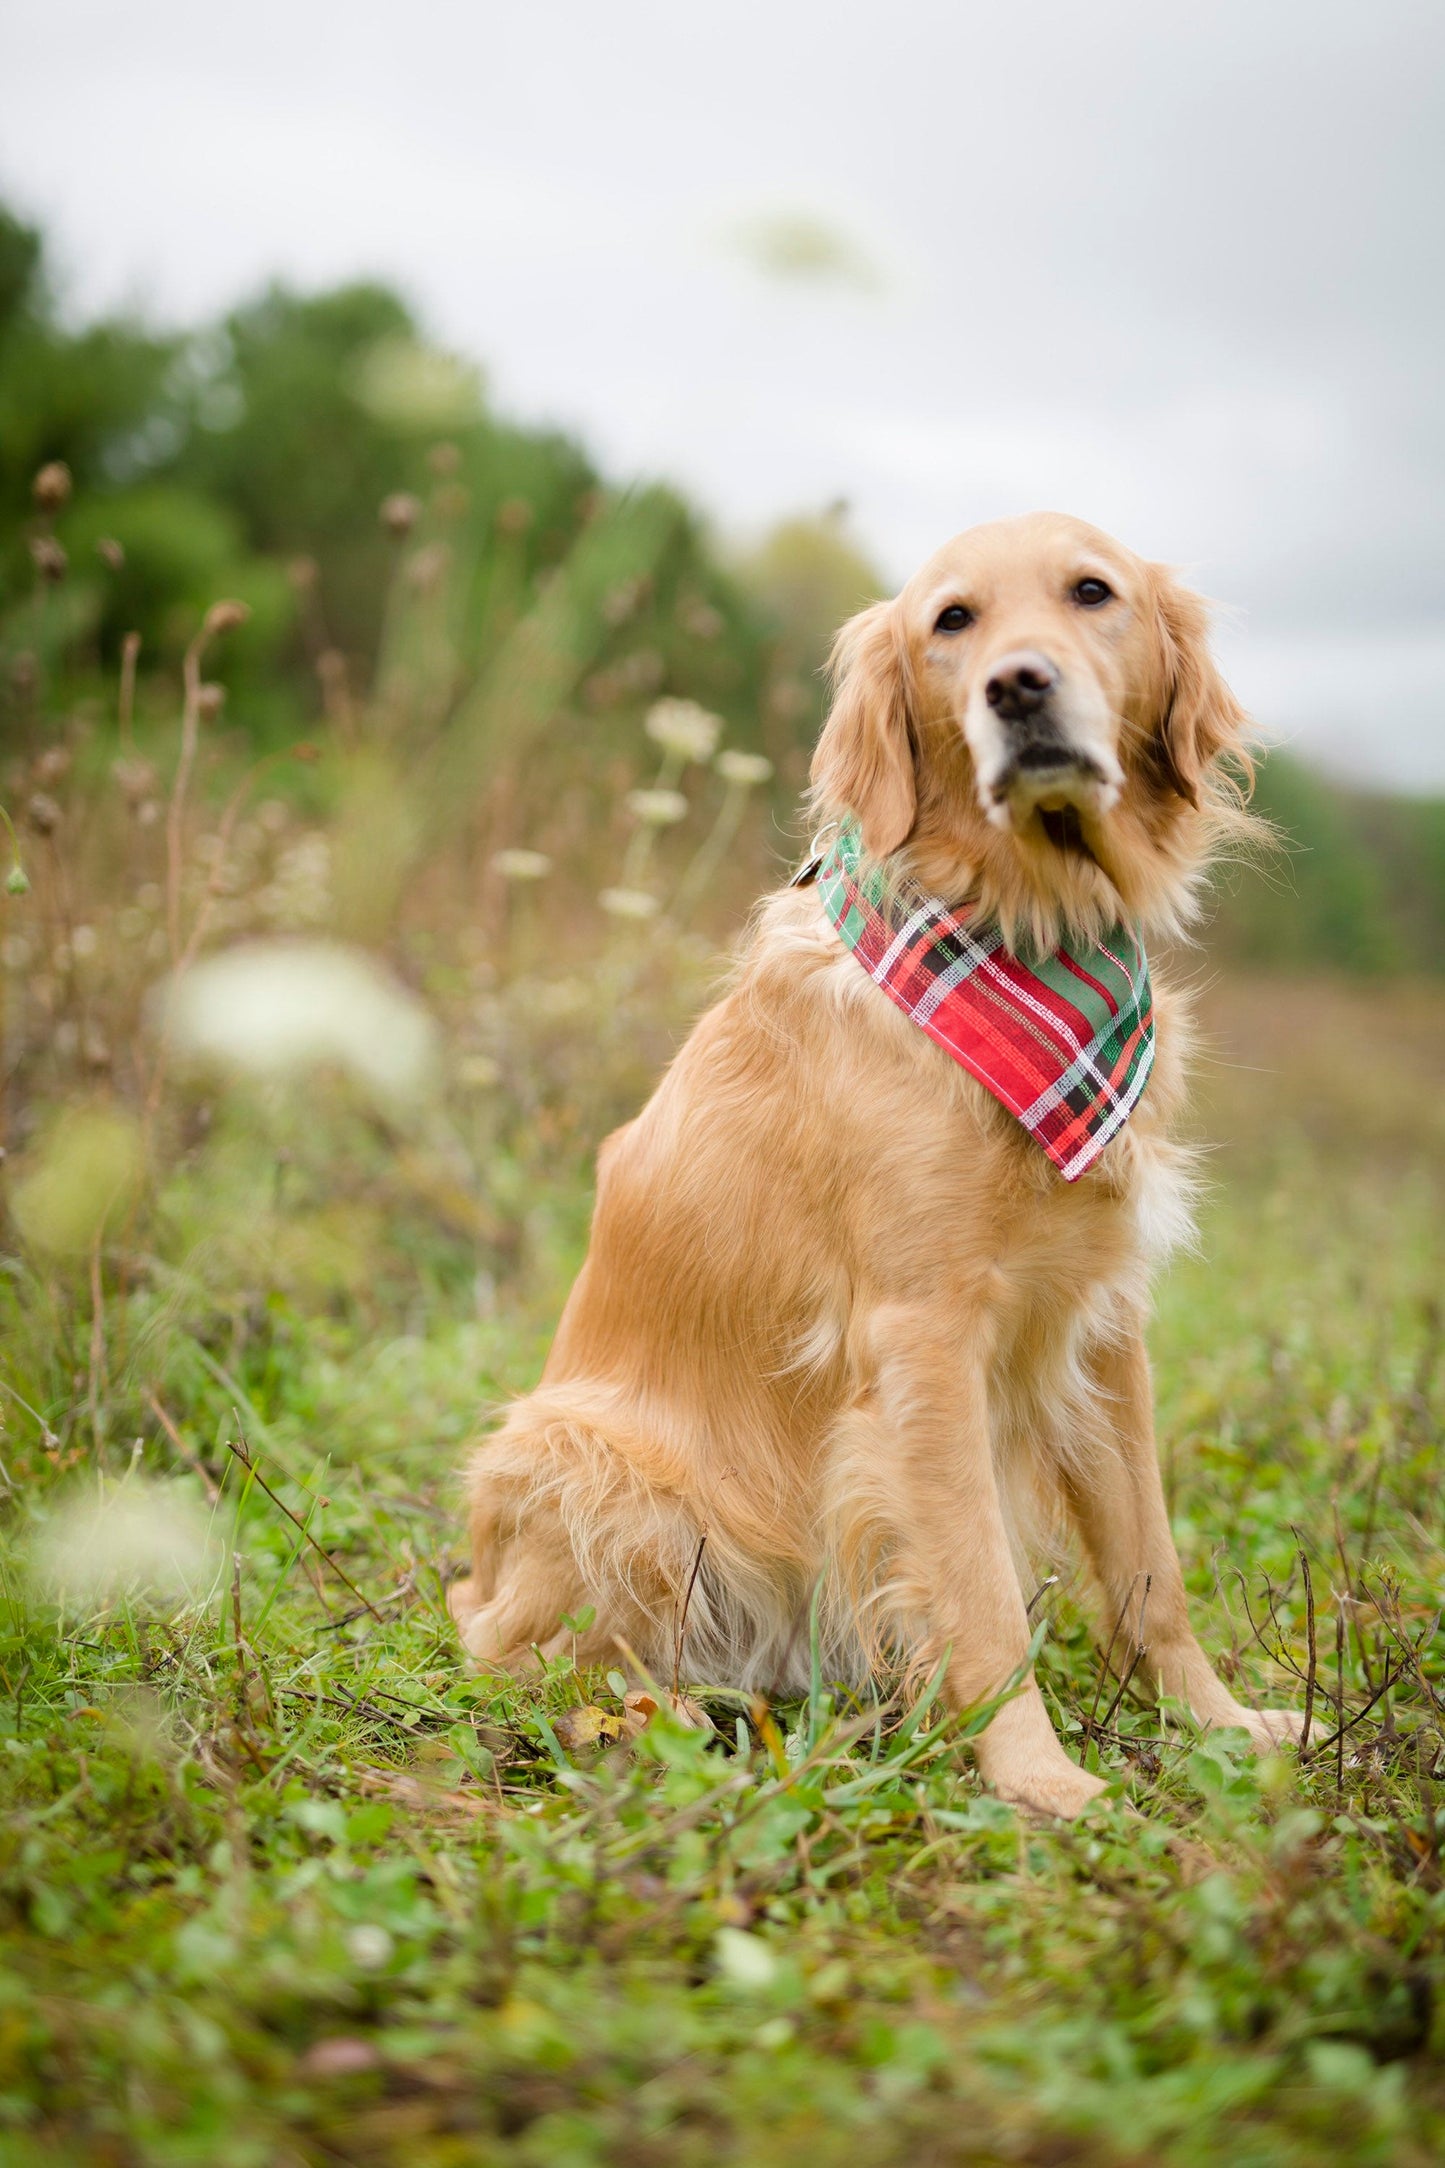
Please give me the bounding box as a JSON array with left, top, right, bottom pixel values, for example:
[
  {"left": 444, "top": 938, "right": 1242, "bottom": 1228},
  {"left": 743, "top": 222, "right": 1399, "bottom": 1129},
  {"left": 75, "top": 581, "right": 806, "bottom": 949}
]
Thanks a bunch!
[
  {"left": 810, "top": 599, "right": 916, "bottom": 857},
  {"left": 1148, "top": 568, "right": 1252, "bottom": 807}
]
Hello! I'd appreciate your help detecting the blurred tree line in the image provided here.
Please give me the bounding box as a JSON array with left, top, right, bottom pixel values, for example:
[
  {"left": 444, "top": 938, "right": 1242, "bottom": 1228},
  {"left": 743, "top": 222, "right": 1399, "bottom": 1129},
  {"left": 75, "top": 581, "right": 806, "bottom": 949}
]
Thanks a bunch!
[
  {"left": 0, "top": 198, "right": 1438, "bottom": 972},
  {"left": 0, "top": 201, "right": 804, "bottom": 749}
]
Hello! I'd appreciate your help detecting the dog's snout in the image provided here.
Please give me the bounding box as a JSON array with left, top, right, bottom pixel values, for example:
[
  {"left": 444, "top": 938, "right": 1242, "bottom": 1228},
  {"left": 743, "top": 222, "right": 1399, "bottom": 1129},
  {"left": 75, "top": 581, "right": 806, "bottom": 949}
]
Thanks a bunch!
[{"left": 985, "top": 651, "right": 1059, "bottom": 724}]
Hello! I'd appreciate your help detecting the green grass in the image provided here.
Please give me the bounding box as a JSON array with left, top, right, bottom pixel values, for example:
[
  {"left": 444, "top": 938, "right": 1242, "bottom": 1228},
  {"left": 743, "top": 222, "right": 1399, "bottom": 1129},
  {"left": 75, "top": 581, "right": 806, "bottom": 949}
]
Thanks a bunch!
[
  {"left": 4, "top": 185, "right": 1444, "bottom": 2166},
  {"left": 0, "top": 988, "right": 1442, "bottom": 2168}
]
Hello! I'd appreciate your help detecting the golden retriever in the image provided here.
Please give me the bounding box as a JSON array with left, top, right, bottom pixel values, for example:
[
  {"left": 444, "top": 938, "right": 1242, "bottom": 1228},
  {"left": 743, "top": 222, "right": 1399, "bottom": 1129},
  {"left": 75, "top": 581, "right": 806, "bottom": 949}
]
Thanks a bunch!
[{"left": 449, "top": 510, "right": 1302, "bottom": 1817}]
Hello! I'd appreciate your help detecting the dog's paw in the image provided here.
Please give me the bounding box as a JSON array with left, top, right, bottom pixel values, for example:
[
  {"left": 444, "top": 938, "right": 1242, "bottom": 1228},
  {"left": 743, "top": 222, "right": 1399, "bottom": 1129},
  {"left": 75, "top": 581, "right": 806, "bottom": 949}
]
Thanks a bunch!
[
  {"left": 990, "top": 1761, "right": 1112, "bottom": 1822},
  {"left": 1233, "top": 1707, "right": 1305, "bottom": 1755},
  {"left": 446, "top": 1573, "right": 483, "bottom": 1628}
]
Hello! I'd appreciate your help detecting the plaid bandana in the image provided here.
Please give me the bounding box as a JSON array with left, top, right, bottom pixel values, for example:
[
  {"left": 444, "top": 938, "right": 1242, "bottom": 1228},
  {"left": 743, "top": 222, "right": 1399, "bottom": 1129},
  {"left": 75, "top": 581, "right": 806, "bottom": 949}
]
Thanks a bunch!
[{"left": 810, "top": 825, "right": 1154, "bottom": 1180}]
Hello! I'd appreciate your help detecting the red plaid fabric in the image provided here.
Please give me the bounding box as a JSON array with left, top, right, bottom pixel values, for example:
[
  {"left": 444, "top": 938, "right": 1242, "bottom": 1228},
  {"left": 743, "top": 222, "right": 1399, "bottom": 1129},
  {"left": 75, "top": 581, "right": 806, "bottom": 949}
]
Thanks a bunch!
[{"left": 813, "top": 825, "right": 1155, "bottom": 1180}]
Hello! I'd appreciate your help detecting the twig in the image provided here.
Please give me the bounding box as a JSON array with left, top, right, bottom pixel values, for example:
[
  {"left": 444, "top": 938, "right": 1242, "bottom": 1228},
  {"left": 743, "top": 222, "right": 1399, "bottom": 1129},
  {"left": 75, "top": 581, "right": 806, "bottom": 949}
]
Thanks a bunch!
[
  {"left": 225, "top": 1411, "right": 382, "bottom": 1622},
  {"left": 1336, "top": 1608, "right": 1346, "bottom": 1795},
  {"left": 146, "top": 1390, "right": 221, "bottom": 1503},
  {"left": 1311, "top": 1656, "right": 1399, "bottom": 1761},
  {"left": 145, "top": 747, "right": 297, "bottom": 1128},
  {"left": 117, "top": 631, "right": 140, "bottom": 753},
  {"left": 1233, "top": 1568, "right": 1309, "bottom": 1685},
  {"left": 173, "top": 747, "right": 300, "bottom": 983},
  {"left": 165, "top": 623, "right": 209, "bottom": 967},
  {"left": 163, "top": 599, "right": 248, "bottom": 970},
  {"left": 672, "top": 1527, "right": 709, "bottom": 1701},
  {"left": 1296, "top": 1535, "right": 1318, "bottom": 1757},
  {"left": 230, "top": 1554, "right": 275, "bottom": 1734},
  {"left": 1332, "top": 1501, "right": 1378, "bottom": 1694},
  {"left": 87, "top": 1233, "right": 107, "bottom": 1452},
  {"left": 1087, "top": 1576, "right": 1140, "bottom": 1739},
  {"left": 1099, "top": 1574, "right": 1151, "bottom": 1733},
  {"left": 1366, "top": 1580, "right": 1443, "bottom": 1716},
  {"left": 1261, "top": 1572, "right": 1313, "bottom": 1686}
]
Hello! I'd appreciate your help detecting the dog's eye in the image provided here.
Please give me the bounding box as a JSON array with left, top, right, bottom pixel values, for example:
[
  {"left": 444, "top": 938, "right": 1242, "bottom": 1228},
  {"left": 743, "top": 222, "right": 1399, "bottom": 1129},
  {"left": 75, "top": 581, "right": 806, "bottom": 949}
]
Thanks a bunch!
[
  {"left": 1072, "top": 577, "right": 1113, "bottom": 607},
  {"left": 934, "top": 603, "right": 974, "bottom": 634}
]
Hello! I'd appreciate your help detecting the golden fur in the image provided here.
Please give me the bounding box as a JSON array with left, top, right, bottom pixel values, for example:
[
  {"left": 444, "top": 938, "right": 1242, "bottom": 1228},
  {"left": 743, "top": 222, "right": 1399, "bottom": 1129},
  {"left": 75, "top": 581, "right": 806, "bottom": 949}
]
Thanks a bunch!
[{"left": 450, "top": 511, "right": 1301, "bottom": 1818}]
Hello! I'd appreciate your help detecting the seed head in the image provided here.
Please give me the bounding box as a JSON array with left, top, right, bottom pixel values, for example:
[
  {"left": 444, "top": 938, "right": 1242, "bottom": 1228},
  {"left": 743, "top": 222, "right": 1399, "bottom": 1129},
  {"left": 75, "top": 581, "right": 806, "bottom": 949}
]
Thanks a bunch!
[
  {"left": 715, "top": 750, "right": 774, "bottom": 788},
  {"left": 495, "top": 496, "right": 534, "bottom": 538},
  {"left": 287, "top": 555, "right": 319, "bottom": 592},
  {"left": 25, "top": 792, "right": 61, "bottom": 836},
  {"left": 680, "top": 597, "right": 725, "bottom": 642},
  {"left": 112, "top": 758, "right": 158, "bottom": 803},
  {"left": 492, "top": 848, "right": 552, "bottom": 882},
  {"left": 29, "top": 536, "right": 68, "bottom": 584},
  {"left": 626, "top": 787, "right": 689, "bottom": 827},
  {"left": 428, "top": 441, "right": 462, "bottom": 477},
  {"left": 6, "top": 863, "right": 29, "bottom": 896},
  {"left": 196, "top": 684, "right": 226, "bottom": 720},
  {"left": 32, "top": 462, "right": 72, "bottom": 512},
  {"left": 95, "top": 537, "right": 125, "bottom": 572},
  {"left": 380, "top": 492, "right": 422, "bottom": 539},
  {"left": 34, "top": 747, "right": 72, "bottom": 787},
  {"left": 645, "top": 698, "right": 722, "bottom": 764},
  {"left": 598, "top": 886, "right": 660, "bottom": 921},
  {"left": 602, "top": 578, "right": 648, "bottom": 627},
  {"left": 405, "top": 542, "right": 450, "bottom": 592},
  {"left": 203, "top": 599, "right": 251, "bottom": 638},
  {"left": 313, "top": 642, "right": 344, "bottom": 688}
]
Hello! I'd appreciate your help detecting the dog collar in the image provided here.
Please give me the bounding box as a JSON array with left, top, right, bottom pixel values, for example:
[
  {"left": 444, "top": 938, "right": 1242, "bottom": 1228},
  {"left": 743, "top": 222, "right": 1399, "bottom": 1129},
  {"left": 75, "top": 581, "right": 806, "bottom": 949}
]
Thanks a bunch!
[{"left": 813, "top": 824, "right": 1154, "bottom": 1180}]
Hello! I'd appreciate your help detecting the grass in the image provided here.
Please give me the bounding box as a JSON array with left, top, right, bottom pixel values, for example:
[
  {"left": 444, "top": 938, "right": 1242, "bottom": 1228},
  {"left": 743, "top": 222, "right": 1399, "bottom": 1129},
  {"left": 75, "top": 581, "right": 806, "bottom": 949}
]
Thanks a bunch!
[
  {"left": 0, "top": 970, "right": 1440, "bottom": 2168},
  {"left": 0, "top": 436, "right": 1441, "bottom": 2164}
]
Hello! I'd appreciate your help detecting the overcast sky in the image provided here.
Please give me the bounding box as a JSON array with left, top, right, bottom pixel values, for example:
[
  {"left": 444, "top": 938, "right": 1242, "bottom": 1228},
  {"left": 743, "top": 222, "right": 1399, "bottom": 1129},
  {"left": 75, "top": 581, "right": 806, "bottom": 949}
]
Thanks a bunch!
[{"left": 3, "top": 1, "right": 1443, "bottom": 788}]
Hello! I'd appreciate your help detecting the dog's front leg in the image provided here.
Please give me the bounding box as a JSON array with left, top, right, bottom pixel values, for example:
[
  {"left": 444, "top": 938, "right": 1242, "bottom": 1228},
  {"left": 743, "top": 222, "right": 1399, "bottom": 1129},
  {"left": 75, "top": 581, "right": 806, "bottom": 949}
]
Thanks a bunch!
[
  {"left": 1067, "top": 1331, "right": 1302, "bottom": 1754},
  {"left": 857, "top": 1305, "right": 1108, "bottom": 1820}
]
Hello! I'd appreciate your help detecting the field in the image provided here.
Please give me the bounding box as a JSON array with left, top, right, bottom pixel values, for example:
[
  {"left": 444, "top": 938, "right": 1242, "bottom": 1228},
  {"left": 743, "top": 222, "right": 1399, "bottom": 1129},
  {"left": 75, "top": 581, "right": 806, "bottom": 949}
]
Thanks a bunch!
[
  {"left": 1, "top": 214, "right": 1444, "bottom": 2165},
  {"left": 1, "top": 890, "right": 1442, "bottom": 2167}
]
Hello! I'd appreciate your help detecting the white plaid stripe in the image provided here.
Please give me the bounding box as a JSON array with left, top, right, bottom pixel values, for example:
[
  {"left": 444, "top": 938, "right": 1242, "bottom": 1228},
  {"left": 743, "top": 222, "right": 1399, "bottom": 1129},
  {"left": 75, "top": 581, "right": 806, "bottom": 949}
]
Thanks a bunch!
[
  {"left": 1055, "top": 1032, "right": 1156, "bottom": 1179},
  {"left": 819, "top": 827, "right": 1153, "bottom": 1179}
]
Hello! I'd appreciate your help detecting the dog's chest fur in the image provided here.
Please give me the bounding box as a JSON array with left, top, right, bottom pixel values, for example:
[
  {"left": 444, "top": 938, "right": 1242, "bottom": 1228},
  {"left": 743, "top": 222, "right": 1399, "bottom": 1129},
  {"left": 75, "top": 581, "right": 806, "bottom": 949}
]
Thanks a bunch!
[{"left": 744, "top": 888, "right": 1198, "bottom": 1455}]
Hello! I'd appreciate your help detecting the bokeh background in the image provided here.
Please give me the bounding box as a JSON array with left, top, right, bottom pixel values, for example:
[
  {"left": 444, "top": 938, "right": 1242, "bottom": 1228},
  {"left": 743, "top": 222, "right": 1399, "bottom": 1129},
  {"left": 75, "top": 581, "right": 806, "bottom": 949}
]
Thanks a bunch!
[
  {"left": 0, "top": 10, "right": 1442, "bottom": 2162},
  {"left": 0, "top": 0, "right": 1442, "bottom": 1295}
]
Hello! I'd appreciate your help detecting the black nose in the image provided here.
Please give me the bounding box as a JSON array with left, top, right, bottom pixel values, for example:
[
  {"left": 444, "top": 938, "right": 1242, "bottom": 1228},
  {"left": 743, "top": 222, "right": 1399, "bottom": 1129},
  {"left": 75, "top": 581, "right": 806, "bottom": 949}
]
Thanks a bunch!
[{"left": 985, "top": 653, "right": 1059, "bottom": 724}]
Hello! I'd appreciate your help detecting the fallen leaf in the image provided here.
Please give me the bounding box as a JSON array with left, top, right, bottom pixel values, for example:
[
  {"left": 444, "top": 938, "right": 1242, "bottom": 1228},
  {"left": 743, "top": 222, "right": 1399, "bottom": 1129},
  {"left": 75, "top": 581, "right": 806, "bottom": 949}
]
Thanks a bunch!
[
  {"left": 623, "top": 1689, "right": 714, "bottom": 1734},
  {"left": 552, "top": 1704, "right": 629, "bottom": 1753}
]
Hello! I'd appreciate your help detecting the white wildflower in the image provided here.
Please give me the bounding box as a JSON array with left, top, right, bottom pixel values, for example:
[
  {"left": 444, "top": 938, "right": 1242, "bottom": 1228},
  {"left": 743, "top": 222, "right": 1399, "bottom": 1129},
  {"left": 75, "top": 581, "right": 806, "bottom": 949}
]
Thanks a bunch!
[
  {"left": 714, "top": 1928, "right": 778, "bottom": 1990},
  {"left": 715, "top": 750, "right": 774, "bottom": 788},
  {"left": 626, "top": 788, "right": 688, "bottom": 827},
  {"left": 491, "top": 848, "right": 551, "bottom": 882},
  {"left": 346, "top": 1925, "right": 394, "bottom": 1971},
  {"left": 598, "top": 887, "right": 660, "bottom": 921},
  {"left": 352, "top": 335, "right": 483, "bottom": 431},
  {"left": 9, "top": 1106, "right": 143, "bottom": 1256},
  {"left": 155, "top": 940, "right": 440, "bottom": 1104},
  {"left": 30, "top": 1482, "right": 211, "bottom": 1609},
  {"left": 644, "top": 698, "right": 722, "bottom": 763}
]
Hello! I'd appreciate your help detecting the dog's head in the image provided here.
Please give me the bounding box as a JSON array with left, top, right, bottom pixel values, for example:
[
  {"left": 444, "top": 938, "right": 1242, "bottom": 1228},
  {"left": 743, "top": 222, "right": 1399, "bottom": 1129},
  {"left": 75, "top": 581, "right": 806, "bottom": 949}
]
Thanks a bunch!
[{"left": 810, "top": 512, "right": 1254, "bottom": 947}]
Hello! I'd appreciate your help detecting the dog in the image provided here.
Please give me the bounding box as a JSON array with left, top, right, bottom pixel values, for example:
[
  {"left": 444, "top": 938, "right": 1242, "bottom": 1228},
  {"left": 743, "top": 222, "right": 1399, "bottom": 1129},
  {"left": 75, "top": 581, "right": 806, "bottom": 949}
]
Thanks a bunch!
[{"left": 449, "top": 510, "right": 1302, "bottom": 1818}]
